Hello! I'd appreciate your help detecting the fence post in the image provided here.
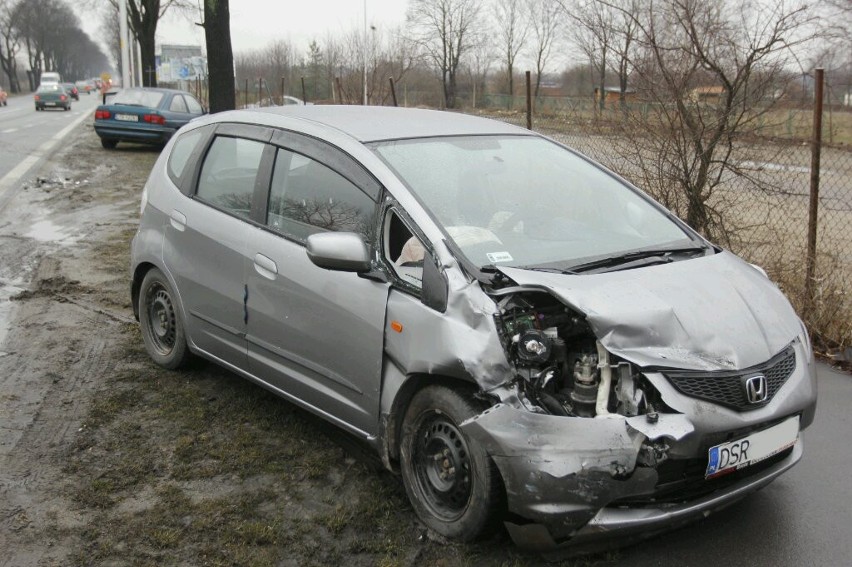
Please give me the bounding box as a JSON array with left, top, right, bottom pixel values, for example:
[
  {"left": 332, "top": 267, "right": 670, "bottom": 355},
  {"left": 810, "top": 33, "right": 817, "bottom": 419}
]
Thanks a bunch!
[
  {"left": 244, "top": 79, "right": 248, "bottom": 109},
  {"left": 525, "top": 71, "right": 532, "bottom": 130},
  {"left": 257, "top": 78, "right": 262, "bottom": 107},
  {"left": 281, "top": 77, "right": 285, "bottom": 105},
  {"left": 805, "top": 68, "right": 824, "bottom": 305},
  {"left": 301, "top": 77, "right": 307, "bottom": 104},
  {"left": 389, "top": 77, "right": 398, "bottom": 107}
]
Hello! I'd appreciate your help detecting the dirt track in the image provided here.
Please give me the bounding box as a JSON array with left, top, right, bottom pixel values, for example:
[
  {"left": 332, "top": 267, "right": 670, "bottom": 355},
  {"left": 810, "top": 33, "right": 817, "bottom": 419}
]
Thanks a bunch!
[{"left": 0, "top": 120, "right": 612, "bottom": 566}]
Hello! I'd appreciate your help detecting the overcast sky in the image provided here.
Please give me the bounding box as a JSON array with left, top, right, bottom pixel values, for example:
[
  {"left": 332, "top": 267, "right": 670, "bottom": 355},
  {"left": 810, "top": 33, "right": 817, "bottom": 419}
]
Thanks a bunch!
[{"left": 144, "top": 0, "right": 409, "bottom": 54}]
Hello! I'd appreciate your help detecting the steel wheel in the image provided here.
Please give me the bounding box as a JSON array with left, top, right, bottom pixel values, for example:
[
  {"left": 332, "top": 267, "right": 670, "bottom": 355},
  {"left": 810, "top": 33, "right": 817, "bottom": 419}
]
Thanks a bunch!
[
  {"left": 138, "top": 268, "right": 189, "bottom": 369},
  {"left": 400, "top": 385, "right": 504, "bottom": 541},
  {"left": 412, "top": 412, "right": 473, "bottom": 521},
  {"left": 145, "top": 283, "right": 177, "bottom": 356}
]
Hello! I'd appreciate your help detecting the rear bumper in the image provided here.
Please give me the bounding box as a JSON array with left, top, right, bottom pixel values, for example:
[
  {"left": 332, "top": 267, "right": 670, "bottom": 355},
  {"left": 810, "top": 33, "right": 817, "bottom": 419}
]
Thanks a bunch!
[{"left": 94, "top": 124, "right": 175, "bottom": 145}]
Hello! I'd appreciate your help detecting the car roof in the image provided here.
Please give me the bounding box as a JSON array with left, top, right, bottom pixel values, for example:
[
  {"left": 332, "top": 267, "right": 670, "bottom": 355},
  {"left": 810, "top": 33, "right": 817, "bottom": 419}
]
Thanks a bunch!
[{"left": 249, "top": 105, "right": 531, "bottom": 143}]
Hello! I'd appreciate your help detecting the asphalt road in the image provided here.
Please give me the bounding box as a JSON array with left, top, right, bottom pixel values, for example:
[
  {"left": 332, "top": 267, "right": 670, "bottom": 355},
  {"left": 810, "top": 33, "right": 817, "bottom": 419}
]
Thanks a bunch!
[
  {"left": 620, "top": 362, "right": 851, "bottom": 566},
  {"left": 0, "top": 91, "right": 100, "bottom": 212}
]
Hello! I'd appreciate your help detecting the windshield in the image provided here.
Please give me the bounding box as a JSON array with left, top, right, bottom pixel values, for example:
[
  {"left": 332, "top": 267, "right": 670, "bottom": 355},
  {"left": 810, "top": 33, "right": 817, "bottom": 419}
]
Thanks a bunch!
[
  {"left": 111, "top": 89, "right": 164, "bottom": 108},
  {"left": 373, "top": 135, "right": 694, "bottom": 269}
]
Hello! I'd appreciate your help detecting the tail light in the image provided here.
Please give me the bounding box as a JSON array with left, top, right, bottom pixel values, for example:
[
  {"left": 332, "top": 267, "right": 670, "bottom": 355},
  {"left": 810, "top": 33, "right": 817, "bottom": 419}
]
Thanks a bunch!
[
  {"left": 60, "top": 95, "right": 66, "bottom": 101},
  {"left": 34, "top": 95, "right": 40, "bottom": 101},
  {"left": 95, "top": 109, "right": 111, "bottom": 120},
  {"left": 143, "top": 114, "right": 165, "bottom": 125}
]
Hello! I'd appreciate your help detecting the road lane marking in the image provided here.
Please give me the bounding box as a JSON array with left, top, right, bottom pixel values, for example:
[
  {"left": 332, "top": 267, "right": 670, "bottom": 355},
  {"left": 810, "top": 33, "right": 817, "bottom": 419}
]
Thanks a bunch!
[
  {"left": 0, "top": 109, "right": 93, "bottom": 213},
  {"left": 1, "top": 128, "right": 17, "bottom": 134}
]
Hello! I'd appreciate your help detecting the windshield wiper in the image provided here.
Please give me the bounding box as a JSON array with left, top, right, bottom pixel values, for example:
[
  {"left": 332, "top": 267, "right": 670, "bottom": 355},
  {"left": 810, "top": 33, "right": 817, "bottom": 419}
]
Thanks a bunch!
[{"left": 566, "top": 244, "right": 710, "bottom": 274}]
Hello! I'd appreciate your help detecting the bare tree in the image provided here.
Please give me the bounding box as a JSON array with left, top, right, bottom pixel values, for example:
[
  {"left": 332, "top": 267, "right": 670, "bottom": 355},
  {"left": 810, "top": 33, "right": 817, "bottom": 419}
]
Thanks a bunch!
[
  {"left": 105, "top": 0, "right": 192, "bottom": 87},
  {"left": 608, "top": 0, "right": 639, "bottom": 110},
  {"left": 493, "top": 0, "right": 528, "bottom": 103},
  {"left": 407, "top": 0, "right": 484, "bottom": 108},
  {"left": 527, "top": 0, "right": 562, "bottom": 100},
  {"left": 559, "top": 0, "right": 615, "bottom": 111},
  {"left": 0, "top": 0, "right": 22, "bottom": 92},
  {"left": 608, "top": 0, "right": 820, "bottom": 240}
]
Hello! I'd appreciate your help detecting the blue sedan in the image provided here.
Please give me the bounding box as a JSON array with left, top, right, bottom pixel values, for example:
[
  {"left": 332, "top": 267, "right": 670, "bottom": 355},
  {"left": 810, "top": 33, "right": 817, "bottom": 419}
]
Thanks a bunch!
[{"left": 94, "top": 87, "right": 206, "bottom": 149}]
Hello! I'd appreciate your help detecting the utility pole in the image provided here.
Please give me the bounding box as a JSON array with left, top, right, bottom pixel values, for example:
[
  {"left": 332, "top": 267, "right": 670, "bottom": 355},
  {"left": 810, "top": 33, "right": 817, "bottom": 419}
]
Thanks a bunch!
[
  {"left": 362, "top": 0, "right": 367, "bottom": 105},
  {"left": 119, "top": 0, "right": 130, "bottom": 88}
]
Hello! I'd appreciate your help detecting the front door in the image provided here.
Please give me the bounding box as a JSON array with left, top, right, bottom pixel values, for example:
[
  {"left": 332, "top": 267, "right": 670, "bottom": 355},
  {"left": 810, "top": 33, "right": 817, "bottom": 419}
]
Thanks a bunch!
[{"left": 245, "top": 142, "right": 388, "bottom": 437}]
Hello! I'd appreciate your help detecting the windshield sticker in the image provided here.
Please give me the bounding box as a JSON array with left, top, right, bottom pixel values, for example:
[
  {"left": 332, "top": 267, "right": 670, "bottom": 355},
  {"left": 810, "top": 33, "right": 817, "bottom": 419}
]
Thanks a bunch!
[{"left": 486, "top": 251, "right": 514, "bottom": 263}]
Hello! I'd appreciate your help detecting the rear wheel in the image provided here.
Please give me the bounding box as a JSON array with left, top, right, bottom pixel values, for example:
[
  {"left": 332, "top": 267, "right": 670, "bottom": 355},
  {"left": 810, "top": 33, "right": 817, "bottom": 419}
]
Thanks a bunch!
[
  {"left": 101, "top": 138, "right": 117, "bottom": 149},
  {"left": 138, "top": 268, "right": 190, "bottom": 369},
  {"left": 400, "top": 385, "right": 504, "bottom": 542}
]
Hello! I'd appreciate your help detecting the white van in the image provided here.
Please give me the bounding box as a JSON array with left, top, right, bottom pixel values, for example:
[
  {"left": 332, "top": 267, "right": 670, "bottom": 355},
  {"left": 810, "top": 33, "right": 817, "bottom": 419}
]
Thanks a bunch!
[{"left": 39, "top": 72, "right": 61, "bottom": 86}]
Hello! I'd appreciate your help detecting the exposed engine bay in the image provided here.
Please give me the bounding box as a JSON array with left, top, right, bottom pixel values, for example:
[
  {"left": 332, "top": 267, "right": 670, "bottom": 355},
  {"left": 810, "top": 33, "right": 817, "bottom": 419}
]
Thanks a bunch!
[{"left": 492, "top": 290, "right": 664, "bottom": 420}]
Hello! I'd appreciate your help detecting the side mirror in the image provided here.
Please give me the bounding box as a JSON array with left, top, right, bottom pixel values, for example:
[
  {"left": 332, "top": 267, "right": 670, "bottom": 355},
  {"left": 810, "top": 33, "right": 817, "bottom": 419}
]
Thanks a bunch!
[
  {"left": 421, "top": 249, "right": 448, "bottom": 313},
  {"left": 306, "top": 232, "right": 371, "bottom": 273}
]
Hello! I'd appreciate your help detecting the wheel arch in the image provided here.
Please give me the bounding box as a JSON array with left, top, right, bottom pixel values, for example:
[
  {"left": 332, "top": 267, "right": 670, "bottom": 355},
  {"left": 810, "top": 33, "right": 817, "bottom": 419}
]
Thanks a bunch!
[{"left": 378, "top": 360, "right": 489, "bottom": 473}]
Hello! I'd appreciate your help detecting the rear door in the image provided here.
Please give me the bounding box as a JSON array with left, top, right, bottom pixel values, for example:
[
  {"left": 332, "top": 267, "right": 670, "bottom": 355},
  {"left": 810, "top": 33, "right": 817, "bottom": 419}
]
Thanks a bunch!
[
  {"left": 245, "top": 131, "right": 388, "bottom": 437},
  {"left": 163, "top": 123, "right": 272, "bottom": 369}
]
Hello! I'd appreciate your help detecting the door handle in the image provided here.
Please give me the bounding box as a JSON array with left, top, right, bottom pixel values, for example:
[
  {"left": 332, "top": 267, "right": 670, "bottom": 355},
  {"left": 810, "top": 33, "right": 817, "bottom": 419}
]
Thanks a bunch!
[
  {"left": 253, "top": 253, "right": 277, "bottom": 280},
  {"left": 170, "top": 209, "right": 186, "bottom": 231}
]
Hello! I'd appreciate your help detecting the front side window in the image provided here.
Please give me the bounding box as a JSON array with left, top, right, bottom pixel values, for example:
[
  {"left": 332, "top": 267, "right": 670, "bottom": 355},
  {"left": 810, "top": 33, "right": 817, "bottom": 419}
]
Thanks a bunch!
[
  {"left": 266, "top": 148, "right": 375, "bottom": 243},
  {"left": 196, "top": 136, "right": 265, "bottom": 219},
  {"left": 373, "top": 136, "right": 693, "bottom": 270}
]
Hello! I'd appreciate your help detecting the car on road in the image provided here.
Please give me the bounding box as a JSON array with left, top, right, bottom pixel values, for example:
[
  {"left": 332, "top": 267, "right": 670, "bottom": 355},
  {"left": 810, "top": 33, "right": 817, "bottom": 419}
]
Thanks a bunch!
[
  {"left": 62, "top": 82, "right": 80, "bottom": 101},
  {"left": 34, "top": 84, "right": 71, "bottom": 111},
  {"left": 76, "top": 80, "right": 95, "bottom": 95},
  {"left": 0, "top": 86, "right": 7, "bottom": 106},
  {"left": 130, "top": 106, "right": 817, "bottom": 551},
  {"left": 93, "top": 87, "right": 205, "bottom": 149}
]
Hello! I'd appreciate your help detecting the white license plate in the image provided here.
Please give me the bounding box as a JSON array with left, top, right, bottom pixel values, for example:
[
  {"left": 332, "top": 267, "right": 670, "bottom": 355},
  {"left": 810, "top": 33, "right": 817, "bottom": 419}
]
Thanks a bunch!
[
  {"left": 705, "top": 416, "right": 799, "bottom": 479},
  {"left": 45, "top": 102, "right": 56, "bottom": 106},
  {"left": 115, "top": 113, "right": 138, "bottom": 122}
]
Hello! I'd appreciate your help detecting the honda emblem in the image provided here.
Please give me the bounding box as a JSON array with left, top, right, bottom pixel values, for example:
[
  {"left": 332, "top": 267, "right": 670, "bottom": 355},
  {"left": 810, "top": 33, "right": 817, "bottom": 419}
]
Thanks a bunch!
[{"left": 745, "top": 375, "right": 769, "bottom": 404}]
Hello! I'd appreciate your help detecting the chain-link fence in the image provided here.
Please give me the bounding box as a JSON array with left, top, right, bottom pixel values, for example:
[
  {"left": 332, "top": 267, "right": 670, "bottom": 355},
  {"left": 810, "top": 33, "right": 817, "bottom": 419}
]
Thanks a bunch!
[{"left": 464, "top": 75, "right": 852, "bottom": 357}]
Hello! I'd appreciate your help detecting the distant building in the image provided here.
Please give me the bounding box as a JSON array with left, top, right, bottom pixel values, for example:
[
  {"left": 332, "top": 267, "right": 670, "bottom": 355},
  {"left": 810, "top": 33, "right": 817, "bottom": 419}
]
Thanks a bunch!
[
  {"left": 157, "top": 44, "right": 207, "bottom": 83},
  {"left": 594, "top": 86, "right": 638, "bottom": 104},
  {"left": 689, "top": 85, "right": 726, "bottom": 104}
]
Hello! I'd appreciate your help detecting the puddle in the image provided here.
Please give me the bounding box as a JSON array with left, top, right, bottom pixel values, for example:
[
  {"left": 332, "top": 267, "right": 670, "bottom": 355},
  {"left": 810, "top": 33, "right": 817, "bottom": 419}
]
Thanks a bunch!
[{"left": 25, "top": 219, "right": 77, "bottom": 244}]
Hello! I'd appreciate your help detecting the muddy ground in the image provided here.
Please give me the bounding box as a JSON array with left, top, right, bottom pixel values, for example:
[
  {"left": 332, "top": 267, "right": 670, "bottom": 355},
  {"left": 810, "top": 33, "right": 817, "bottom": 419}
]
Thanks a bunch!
[{"left": 0, "top": 121, "right": 626, "bottom": 567}]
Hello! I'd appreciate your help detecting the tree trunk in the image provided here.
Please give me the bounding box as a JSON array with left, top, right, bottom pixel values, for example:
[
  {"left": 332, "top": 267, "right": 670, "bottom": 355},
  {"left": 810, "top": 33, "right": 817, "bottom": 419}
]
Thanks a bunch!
[
  {"left": 204, "top": 0, "right": 236, "bottom": 113},
  {"left": 138, "top": 31, "right": 157, "bottom": 87}
]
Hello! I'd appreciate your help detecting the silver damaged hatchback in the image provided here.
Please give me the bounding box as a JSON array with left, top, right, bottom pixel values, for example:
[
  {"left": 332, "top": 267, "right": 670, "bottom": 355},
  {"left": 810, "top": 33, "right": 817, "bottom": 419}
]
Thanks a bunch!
[{"left": 130, "top": 106, "right": 817, "bottom": 551}]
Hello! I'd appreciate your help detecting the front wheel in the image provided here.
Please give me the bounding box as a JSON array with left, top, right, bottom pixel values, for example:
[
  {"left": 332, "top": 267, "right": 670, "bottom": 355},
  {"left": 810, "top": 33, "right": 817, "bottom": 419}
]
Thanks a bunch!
[
  {"left": 400, "top": 385, "right": 504, "bottom": 541},
  {"left": 138, "top": 268, "right": 190, "bottom": 369}
]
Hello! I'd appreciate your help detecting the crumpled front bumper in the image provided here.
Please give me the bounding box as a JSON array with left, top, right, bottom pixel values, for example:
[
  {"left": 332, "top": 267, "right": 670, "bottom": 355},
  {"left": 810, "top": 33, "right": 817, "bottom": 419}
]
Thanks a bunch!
[{"left": 460, "top": 398, "right": 808, "bottom": 551}]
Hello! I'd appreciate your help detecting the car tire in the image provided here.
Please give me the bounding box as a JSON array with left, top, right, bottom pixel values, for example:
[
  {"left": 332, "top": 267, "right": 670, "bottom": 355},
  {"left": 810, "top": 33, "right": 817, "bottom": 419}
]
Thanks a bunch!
[
  {"left": 101, "top": 138, "right": 118, "bottom": 149},
  {"left": 399, "top": 384, "right": 504, "bottom": 542},
  {"left": 139, "top": 268, "right": 190, "bottom": 370}
]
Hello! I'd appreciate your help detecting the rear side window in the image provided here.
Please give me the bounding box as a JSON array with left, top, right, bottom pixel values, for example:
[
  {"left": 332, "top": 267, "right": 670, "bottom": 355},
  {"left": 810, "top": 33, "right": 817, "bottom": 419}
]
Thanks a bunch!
[
  {"left": 266, "top": 148, "right": 376, "bottom": 242},
  {"left": 185, "top": 95, "right": 203, "bottom": 114},
  {"left": 169, "top": 95, "right": 188, "bottom": 113},
  {"left": 167, "top": 129, "right": 204, "bottom": 185},
  {"left": 196, "top": 136, "right": 265, "bottom": 219}
]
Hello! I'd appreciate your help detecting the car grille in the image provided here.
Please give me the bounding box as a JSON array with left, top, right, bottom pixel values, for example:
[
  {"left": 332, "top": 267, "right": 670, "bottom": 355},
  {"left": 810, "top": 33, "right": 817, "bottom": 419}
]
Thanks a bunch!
[{"left": 663, "top": 345, "right": 796, "bottom": 410}]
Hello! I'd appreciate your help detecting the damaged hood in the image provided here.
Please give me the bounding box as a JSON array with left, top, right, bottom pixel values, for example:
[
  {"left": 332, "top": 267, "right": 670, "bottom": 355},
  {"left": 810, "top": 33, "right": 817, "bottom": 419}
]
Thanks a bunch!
[{"left": 498, "top": 251, "right": 802, "bottom": 371}]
